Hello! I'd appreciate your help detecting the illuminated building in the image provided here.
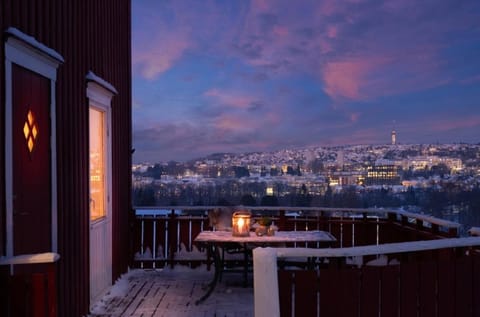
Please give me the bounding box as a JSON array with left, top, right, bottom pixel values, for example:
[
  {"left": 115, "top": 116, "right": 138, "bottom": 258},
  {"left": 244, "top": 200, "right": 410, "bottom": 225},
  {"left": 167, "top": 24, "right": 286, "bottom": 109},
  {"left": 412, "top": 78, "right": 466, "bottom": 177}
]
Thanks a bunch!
[{"left": 365, "top": 164, "right": 400, "bottom": 185}]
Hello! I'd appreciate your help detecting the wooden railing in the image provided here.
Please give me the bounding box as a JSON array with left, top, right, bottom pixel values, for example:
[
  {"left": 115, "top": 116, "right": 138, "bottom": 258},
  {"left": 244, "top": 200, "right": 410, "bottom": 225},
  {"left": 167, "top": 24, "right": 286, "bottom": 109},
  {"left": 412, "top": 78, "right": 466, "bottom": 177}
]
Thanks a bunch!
[
  {"left": 132, "top": 206, "right": 461, "bottom": 268},
  {"left": 0, "top": 253, "right": 60, "bottom": 317},
  {"left": 253, "top": 237, "right": 480, "bottom": 317}
]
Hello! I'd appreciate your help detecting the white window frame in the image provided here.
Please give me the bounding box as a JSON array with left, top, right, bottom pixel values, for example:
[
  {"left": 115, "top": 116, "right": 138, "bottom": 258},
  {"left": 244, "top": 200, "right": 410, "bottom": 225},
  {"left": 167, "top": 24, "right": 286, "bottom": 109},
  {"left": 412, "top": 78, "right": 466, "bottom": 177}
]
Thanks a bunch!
[
  {"left": 87, "top": 80, "right": 114, "bottom": 224},
  {"left": 4, "top": 29, "right": 63, "bottom": 257}
]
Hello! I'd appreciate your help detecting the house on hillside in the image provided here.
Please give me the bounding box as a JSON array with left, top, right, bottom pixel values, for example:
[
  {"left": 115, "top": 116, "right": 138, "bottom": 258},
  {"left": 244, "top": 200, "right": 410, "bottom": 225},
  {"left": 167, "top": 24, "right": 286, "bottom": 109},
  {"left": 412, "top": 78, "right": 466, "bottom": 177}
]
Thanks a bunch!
[{"left": 0, "top": 1, "right": 132, "bottom": 316}]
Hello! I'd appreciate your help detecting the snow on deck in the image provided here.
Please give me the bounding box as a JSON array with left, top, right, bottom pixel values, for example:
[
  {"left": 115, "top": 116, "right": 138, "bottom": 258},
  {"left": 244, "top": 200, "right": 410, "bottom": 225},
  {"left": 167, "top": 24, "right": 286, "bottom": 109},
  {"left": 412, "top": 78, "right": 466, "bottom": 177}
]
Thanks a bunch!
[{"left": 89, "top": 265, "right": 253, "bottom": 317}]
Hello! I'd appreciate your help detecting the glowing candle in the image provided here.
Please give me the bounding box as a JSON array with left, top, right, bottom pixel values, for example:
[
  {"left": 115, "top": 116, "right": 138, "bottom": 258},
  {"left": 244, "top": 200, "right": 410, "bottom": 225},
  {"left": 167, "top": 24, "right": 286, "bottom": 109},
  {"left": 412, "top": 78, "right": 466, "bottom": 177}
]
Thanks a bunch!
[
  {"left": 237, "top": 217, "right": 245, "bottom": 233},
  {"left": 232, "top": 211, "right": 251, "bottom": 237}
]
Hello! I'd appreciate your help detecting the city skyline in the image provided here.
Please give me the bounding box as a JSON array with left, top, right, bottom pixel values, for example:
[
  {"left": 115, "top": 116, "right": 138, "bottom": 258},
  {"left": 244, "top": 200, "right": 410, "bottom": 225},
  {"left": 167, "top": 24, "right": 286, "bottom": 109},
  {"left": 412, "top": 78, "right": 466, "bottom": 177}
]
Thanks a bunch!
[{"left": 132, "top": 0, "right": 480, "bottom": 163}]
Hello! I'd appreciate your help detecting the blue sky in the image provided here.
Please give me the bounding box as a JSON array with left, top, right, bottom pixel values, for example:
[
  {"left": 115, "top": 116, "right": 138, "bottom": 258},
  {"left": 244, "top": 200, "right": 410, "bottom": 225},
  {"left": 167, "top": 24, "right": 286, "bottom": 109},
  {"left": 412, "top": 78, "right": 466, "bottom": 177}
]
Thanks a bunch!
[{"left": 132, "top": 0, "right": 480, "bottom": 163}]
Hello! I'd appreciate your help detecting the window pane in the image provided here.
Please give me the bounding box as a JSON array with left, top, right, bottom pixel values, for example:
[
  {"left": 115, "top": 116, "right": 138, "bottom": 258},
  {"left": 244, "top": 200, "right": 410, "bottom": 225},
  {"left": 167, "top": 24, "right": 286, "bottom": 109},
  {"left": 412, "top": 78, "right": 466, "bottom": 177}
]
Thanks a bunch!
[{"left": 89, "top": 107, "right": 105, "bottom": 221}]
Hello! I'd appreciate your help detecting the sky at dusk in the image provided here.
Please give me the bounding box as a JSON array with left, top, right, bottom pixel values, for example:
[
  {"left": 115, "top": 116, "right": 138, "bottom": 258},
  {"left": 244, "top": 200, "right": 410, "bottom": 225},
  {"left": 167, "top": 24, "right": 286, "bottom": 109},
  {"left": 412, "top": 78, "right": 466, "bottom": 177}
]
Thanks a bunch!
[{"left": 132, "top": 0, "right": 480, "bottom": 163}]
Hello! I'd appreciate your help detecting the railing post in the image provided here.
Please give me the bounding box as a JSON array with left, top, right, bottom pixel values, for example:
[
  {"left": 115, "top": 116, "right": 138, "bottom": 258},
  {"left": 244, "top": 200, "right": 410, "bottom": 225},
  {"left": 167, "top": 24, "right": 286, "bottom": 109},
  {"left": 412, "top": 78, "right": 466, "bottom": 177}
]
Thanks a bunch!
[
  {"left": 278, "top": 210, "right": 286, "bottom": 231},
  {"left": 431, "top": 223, "right": 439, "bottom": 235},
  {"left": 448, "top": 227, "right": 458, "bottom": 238},
  {"left": 253, "top": 248, "right": 280, "bottom": 317},
  {"left": 387, "top": 212, "right": 397, "bottom": 222},
  {"left": 416, "top": 219, "right": 423, "bottom": 230},
  {"left": 168, "top": 209, "right": 176, "bottom": 268}
]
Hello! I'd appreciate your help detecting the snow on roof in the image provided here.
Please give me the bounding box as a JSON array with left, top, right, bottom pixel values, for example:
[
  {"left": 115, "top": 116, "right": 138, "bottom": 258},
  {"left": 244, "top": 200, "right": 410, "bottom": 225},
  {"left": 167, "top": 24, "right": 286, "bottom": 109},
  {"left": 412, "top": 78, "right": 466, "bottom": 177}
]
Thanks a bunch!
[
  {"left": 86, "top": 70, "right": 118, "bottom": 95},
  {"left": 5, "top": 27, "right": 64, "bottom": 63}
]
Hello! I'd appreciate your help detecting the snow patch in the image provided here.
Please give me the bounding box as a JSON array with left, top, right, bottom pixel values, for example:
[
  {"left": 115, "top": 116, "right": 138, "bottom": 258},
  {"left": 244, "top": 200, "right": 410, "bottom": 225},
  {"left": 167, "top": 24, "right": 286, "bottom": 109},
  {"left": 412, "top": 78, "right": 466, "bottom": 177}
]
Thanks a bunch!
[
  {"left": 6, "top": 27, "right": 64, "bottom": 63},
  {"left": 468, "top": 227, "right": 480, "bottom": 236},
  {"left": 86, "top": 71, "right": 118, "bottom": 94}
]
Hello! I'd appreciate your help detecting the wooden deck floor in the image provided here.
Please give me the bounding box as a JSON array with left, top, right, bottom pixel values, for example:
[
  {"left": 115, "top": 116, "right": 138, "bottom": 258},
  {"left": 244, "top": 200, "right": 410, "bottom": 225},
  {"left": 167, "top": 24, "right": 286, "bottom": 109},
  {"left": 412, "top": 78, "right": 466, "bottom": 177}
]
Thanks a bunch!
[{"left": 89, "top": 265, "right": 254, "bottom": 317}]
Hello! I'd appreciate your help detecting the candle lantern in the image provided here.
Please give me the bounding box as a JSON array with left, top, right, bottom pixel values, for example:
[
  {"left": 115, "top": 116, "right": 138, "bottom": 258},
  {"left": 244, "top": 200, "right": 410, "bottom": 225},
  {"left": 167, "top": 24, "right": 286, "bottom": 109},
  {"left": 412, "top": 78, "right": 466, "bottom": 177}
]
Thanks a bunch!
[{"left": 232, "top": 211, "right": 251, "bottom": 237}]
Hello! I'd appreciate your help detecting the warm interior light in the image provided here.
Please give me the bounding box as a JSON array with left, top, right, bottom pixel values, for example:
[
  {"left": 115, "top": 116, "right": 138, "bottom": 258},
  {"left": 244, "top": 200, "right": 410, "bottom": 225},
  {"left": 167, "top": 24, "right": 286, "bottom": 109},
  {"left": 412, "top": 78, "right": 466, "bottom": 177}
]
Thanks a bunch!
[
  {"left": 89, "top": 107, "right": 106, "bottom": 221},
  {"left": 232, "top": 211, "right": 251, "bottom": 237},
  {"left": 27, "top": 110, "right": 33, "bottom": 124},
  {"left": 27, "top": 138, "right": 34, "bottom": 152},
  {"left": 23, "top": 110, "right": 38, "bottom": 153},
  {"left": 238, "top": 217, "right": 244, "bottom": 228},
  {"left": 23, "top": 122, "right": 29, "bottom": 139}
]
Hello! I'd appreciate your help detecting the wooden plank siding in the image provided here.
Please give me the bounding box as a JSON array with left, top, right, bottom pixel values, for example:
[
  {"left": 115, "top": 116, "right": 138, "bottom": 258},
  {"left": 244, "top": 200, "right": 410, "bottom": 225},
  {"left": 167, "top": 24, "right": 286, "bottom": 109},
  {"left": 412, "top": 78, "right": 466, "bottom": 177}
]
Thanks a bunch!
[{"left": 1, "top": 1, "right": 132, "bottom": 316}]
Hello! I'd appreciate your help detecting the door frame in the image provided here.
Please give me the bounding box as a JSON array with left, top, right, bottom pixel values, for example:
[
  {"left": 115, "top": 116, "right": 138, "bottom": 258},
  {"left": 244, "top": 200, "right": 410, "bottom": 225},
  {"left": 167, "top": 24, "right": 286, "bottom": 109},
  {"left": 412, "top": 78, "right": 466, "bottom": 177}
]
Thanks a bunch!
[
  {"left": 87, "top": 73, "right": 116, "bottom": 303},
  {"left": 4, "top": 29, "right": 63, "bottom": 257}
]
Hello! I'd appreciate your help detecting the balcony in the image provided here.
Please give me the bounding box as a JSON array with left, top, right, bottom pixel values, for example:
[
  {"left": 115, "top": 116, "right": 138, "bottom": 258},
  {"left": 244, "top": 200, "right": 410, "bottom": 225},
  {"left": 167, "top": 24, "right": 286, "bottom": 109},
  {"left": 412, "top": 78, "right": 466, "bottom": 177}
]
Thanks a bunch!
[
  {"left": 92, "top": 206, "right": 479, "bottom": 317},
  {"left": 4, "top": 206, "right": 478, "bottom": 316}
]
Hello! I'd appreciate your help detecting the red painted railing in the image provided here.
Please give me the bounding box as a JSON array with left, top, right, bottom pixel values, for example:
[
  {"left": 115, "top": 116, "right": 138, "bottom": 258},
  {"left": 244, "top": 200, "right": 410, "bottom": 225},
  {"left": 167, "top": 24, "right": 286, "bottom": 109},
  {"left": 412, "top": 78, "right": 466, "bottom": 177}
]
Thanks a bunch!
[
  {"left": 132, "top": 206, "right": 460, "bottom": 268},
  {"left": 0, "top": 253, "right": 59, "bottom": 317},
  {"left": 255, "top": 239, "right": 480, "bottom": 317},
  {"left": 131, "top": 206, "right": 479, "bottom": 316}
]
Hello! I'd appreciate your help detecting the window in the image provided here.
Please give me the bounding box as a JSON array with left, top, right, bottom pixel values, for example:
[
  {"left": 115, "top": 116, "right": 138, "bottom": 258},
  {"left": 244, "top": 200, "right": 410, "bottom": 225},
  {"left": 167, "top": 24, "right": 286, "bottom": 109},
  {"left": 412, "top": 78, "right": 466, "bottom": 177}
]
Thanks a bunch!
[
  {"left": 86, "top": 71, "right": 116, "bottom": 222},
  {"left": 89, "top": 107, "right": 106, "bottom": 220}
]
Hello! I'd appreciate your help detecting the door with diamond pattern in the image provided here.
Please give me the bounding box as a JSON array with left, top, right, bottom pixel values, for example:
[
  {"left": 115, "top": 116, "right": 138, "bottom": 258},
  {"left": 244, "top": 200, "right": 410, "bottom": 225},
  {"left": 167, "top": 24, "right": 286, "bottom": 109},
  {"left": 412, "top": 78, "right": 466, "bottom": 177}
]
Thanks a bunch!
[{"left": 12, "top": 64, "right": 51, "bottom": 255}]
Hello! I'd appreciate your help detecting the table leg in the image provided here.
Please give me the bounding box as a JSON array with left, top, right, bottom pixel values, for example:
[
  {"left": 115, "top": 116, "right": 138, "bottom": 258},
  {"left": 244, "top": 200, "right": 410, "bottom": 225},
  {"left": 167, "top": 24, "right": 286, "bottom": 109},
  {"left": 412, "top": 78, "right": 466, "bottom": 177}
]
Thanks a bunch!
[
  {"left": 196, "top": 243, "right": 222, "bottom": 305},
  {"left": 242, "top": 243, "right": 248, "bottom": 287}
]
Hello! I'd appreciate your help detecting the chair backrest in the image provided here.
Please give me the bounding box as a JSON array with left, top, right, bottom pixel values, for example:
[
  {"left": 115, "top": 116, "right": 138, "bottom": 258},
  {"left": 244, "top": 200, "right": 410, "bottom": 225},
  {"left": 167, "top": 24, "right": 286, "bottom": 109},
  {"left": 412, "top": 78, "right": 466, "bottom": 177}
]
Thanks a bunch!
[{"left": 208, "top": 207, "right": 234, "bottom": 231}]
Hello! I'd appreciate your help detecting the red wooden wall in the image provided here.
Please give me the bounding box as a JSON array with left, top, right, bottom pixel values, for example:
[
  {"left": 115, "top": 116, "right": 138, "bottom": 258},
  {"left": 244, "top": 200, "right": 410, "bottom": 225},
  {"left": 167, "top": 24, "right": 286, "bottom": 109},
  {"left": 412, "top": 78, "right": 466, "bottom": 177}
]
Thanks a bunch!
[{"left": 0, "top": 1, "right": 132, "bottom": 316}]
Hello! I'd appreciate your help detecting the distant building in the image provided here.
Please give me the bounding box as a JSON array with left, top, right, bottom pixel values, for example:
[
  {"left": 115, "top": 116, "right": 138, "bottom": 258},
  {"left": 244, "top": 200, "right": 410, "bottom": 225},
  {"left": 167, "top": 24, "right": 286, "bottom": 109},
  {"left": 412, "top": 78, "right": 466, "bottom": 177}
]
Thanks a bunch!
[
  {"left": 408, "top": 156, "right": 463, "bottom": 172},
  {"left": 391, "top": 129, "right": 396, "bottom": 145},
  {"left": 328, "top": 171, "right": 364, "bottom": 186},
  {"left": 365, "top": 164, "right": 400, "bottom": 185}
]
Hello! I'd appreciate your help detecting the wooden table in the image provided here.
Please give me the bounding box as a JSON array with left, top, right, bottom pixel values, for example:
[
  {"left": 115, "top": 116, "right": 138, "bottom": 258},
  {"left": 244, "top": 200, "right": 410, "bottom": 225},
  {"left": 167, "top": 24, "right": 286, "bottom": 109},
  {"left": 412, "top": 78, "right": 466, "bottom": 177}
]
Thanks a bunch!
[{"left": 193, "top": 230, "right": 336, "bottom": 304}]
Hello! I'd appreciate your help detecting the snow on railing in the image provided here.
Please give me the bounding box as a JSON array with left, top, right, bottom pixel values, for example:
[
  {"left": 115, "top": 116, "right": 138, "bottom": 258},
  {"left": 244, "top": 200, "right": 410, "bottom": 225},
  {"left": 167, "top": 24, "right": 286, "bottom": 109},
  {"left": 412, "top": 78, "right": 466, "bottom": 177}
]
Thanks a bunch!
[
  {"left": 253, "top": 236, "right": 480, "bottom": 317},
  {"left": 0, "top": 252, "right": 60, "bottom": 265},
  {"left": 0, "top": 252, "right": 60, "bottom": 274},
  {"left": 132, "top": 206, "right": 462, "bottom": 268}
]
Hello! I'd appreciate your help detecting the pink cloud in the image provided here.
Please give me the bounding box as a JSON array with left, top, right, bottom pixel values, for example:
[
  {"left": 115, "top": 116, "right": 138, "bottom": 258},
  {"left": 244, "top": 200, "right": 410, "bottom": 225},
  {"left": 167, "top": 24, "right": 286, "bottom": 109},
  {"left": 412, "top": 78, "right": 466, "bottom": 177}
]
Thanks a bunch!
[
  {"left": 273, "top": 25, "right": 289, "bottom": 37},
  {"left": 322, "top": 59, "right": 372, "bottom": 100},
  {"left": 213, "top": 114, "right": 255, "bottom": 131},
  {"left": 232, "top": 1, "right": 458, "bottom": 103},
  {"left": 132, "top": 1, "right": 241, "bottom": 80},
  {"left": 429, "top": 116, "right": 480, "bottom": 133},
  {"left": 133, "top": 34, "right": 190, "bottom": 80},
  {"left": 204, "top": 88, "right": 256, "bottom": 109},
  {"left": 320, "top": 43, "right": 449, "bottom": 102},
  {"left": 318, "top": 0, "right": 340, "bottom": 17},
  {"left": 132, "top": 1, "right": 193, "bottom": 80},
  {"left": 323, "top": 128, "right": 382, "bottom": 146},
  {"left": 460, "top": 75, "right": 480, "bottom": 85},
  {"left": 326, "top": 25, "right": 338, "bottom": 39},
  {"left": 250, "top": 0, "right": 271, "bottom": 11},
  {"left": 349, "top": 112, "right": 360, "bottom": 123}
]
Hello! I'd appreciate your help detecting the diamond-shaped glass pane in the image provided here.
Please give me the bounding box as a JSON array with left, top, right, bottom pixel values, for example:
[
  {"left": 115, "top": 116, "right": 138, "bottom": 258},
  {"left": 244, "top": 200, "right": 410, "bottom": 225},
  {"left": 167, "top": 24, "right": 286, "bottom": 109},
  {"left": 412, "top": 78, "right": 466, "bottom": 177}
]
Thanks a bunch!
[
  {"left": 24, "top": 110, "right": 38, "bottom": 153},
  {"left": 24, "top": 122, "right": 30, "bottom": 139},
  {"left": 27, "top": 110, "right": 34, "bottom": 125},
  {"left": 32, "top": 125, "right": 38, "bottom": 139},
  {"left": 28, "top": 137, "right": 34, "bottom": 152}
]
